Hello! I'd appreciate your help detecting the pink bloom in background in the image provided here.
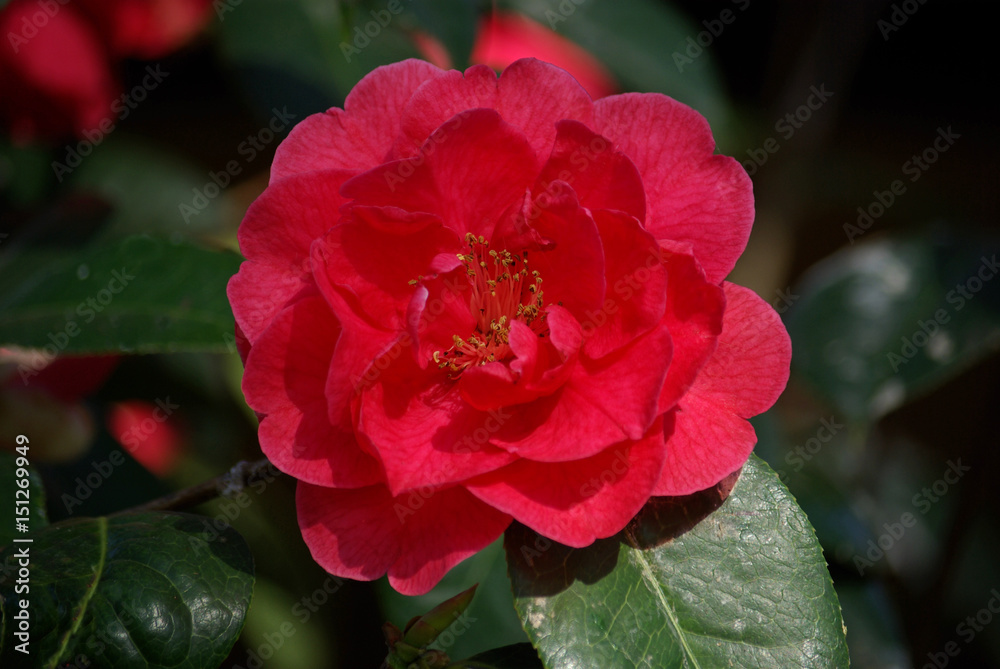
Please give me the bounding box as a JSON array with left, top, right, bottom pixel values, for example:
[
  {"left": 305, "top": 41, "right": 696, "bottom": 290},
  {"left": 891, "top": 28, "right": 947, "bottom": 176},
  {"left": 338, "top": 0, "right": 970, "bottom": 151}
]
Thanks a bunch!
[
  {"left": 229, "top": 58, "right": 791, "bottom": 594},
  {"left": 0, "top": 1, "right": 117, "bottom": 141},
  {"left": 107, "top": 400, "right": 184, "bottom": 477},
  {"left": 76, "top": 0, "right": 214, "bottom": 60},
  {"left": 0, "top": 0, "right": 211, "bottom": 142},
  {"left": 414, "top": 11, "right": 617, "bottom": 100},
  {"left": 471, "top": 12, "right": 616, "bottom": 99}
]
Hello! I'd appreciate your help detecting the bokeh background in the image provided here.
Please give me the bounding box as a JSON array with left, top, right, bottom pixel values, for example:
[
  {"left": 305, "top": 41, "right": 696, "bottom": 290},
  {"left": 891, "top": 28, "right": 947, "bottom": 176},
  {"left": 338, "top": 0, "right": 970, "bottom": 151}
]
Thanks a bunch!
[{"left": 1, "top": 1, "right": 997, "bottom": 667}]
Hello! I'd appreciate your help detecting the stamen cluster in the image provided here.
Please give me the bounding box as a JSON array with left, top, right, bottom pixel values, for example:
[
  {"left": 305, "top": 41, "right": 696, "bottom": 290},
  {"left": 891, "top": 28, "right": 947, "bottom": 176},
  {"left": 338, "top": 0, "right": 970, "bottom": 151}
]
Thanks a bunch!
[{"left": 433, "top": 234, "right": 546, "bottom": 373}]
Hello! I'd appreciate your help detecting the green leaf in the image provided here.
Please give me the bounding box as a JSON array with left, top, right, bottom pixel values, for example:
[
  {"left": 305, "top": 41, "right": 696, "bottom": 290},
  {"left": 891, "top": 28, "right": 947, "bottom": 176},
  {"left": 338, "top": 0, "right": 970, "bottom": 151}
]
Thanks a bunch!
[
  {"left": 66, "top": 135, "right": 227, "bottom": 238},
  {"left": 403, "top": 584, "right": 478, "bottom": 649},
  {"left": 0, "top": 512, "right": 254, "bottom": 668},
  {"left": 506, "top": 455, "right": 849, "bottom": 669},
  {"left": 0, "top": 235, "right": 241, "bottom": 354},
  {"left": 0, "top": 449, "right": 48, "bottom": 549},
  {"left": 377, "top": 538, "right": 529, "bottom": 662},
  {"left": 217, "top": 0, "right": 423, "bottom": 117},
  {"left": 786, "top": 233, "right": 1000, "bottom": 423},
  {"left": 449, "top": 642, "right": 543, "bottom": 668}
]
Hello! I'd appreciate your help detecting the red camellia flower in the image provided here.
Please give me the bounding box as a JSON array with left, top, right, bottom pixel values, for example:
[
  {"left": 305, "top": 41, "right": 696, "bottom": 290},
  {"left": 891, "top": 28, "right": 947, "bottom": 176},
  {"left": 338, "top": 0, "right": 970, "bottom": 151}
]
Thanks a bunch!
[{"left": 229, "top": 58, "right": 791, "bottom": 595}]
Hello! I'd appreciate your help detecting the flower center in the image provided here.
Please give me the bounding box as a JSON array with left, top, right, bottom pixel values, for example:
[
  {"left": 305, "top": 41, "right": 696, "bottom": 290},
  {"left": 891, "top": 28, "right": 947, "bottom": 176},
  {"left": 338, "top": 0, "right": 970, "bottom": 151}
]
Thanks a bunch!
[{"left": 432, "top": 233, "right": 546, "bottom": 373}]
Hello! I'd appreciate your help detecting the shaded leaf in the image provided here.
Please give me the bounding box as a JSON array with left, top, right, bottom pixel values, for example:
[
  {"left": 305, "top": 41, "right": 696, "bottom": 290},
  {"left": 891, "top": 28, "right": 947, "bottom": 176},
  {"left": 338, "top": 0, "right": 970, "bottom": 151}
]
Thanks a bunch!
[
  {"left": 0, "top": 235, "right": 241, "bottom": 354},
  {"left": 787, "top": 233, "right": 1000, "bottom": 422},
  {"left": 449, "top": 642, "right": 544, "bottom": 668}
]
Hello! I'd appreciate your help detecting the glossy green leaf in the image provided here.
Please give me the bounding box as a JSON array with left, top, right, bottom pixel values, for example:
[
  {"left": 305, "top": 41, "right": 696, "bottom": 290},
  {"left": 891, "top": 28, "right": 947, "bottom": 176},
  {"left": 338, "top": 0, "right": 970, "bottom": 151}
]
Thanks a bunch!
[
  {"left": 0, "top": 449, "right": 48, "bottom": 549},
  {"left": 0, "top": 235, "right": 241, "bottom": 354},
  {"left": 786, "top": 234, "right": 1000, "bottom": 422},
  {"left": 506, "top": 455, "right": 849, "bottom": 668},
  {"left": 0, "top": 512, "right": 254, "bottom": 668}
]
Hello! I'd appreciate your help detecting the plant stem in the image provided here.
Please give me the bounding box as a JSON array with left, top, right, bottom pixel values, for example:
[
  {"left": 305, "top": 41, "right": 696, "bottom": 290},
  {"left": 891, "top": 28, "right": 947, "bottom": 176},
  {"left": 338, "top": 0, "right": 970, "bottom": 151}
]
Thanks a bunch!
[{"left": 114, "top": 458, "right": 280, "bottom": 515}]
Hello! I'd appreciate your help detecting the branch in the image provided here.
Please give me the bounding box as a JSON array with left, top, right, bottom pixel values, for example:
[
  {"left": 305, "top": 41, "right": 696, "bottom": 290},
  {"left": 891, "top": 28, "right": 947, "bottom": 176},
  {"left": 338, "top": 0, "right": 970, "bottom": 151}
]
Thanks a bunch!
[{"left": 114, "top": 458, "right": 280, "bottom": 516}]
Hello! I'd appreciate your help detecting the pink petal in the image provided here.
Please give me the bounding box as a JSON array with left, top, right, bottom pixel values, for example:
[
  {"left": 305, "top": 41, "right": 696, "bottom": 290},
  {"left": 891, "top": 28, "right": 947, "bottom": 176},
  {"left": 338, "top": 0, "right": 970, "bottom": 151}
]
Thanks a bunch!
[
  {"left": 227, "top": 260, "right": 316, "bottom": 345},
  {"left": 357, "top": 357, "right": 518, "bottom": 495},
  {"left": 657, "top": 242, "right": 725, "bottom": 413},
  {"left": 518, "top": 186, "right": 606, "bottom": 326},
  {"left": 492, "top": 319, "right": 671, "bottom": 461},
  {"left": 467, "top": 417, "right": 666, "bottom": 547},
  {"left": 593, "top": 94, "right": 753, "bottom": 283},
  {"left": 458, "top": 317, "right": 573, "bottom": 411},
  {"left": 403, "top": 266, "right": 477, "bottom": 368},
  {"left": 310, "top": 207, "right": 461, "bottom": 332},
  {"left": 342, "top": 109, "right": 539, "bottom": 240},
  {"left": 536, "top": 120, "right": 645, "bottom": 222},
  {"left": 654, "top": 283, "right": 791, "bottom": 495},
  {"left": 230, "top": 170, "right": 350, "bottom": 343},
  {"left": 582, "top": 209, "right": 666, "bottom": 359},
  {"left": 270, "top": 59, "right": 445, "bottom": 180},
  {"left": 324, "top": 322, "right": 398, "bottom": 433},
  {"left": 397, "top": 58, "right": 594, "bottom": 160},
  {"left": 297, "top": 482, "right": 511, "bottom": 595},
  {"left": 238, "top": 169, "right": 351, "bottom": 266},
  {"left": 243, "top": 296, "right": 382, "bottom": 488}
]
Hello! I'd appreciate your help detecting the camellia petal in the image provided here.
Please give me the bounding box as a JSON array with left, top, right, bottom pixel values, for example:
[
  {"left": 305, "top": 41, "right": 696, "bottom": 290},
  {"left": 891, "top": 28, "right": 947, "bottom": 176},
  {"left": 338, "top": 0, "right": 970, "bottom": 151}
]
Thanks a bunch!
[
  {"left": 491, "top": 317, "right": 671, "bottom": 462},
  {"left": 357, "top": 356, "right": 519, "bottom": 495},
  {"left": 297, "top": 482, "right": 512, "bottom": 596},
  {"left": 397, "top": 58, "right": 594, "bottom": 160},
  {"left": 271, "top": 59, "right": 445, "bottom": 181},
  {"left": 343, "top": 108, "right": 539, "bottom": 239},
  {"left": 243, "top": 296, "right": 382, "bottom": 489},
  {"left": 654, "top": 283, "right": 792, "bottom": 496},
  {"left": 593, "top": 93, "right": 754, "bottom": 284},
  {"left": 466, "top": 416, "right": 667, "bottom": 547}
]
